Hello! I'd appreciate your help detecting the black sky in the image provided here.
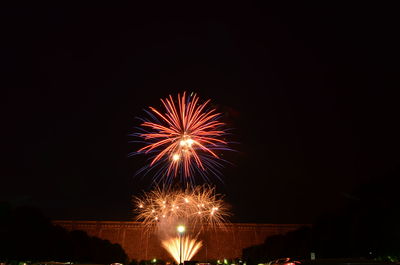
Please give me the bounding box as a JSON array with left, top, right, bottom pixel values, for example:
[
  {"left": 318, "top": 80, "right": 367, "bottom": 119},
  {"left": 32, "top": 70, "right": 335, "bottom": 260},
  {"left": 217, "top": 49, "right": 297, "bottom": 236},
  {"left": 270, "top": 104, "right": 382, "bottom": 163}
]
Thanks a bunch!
[{"left": 1, "top": 5, "right": 399, "bottom": 223}]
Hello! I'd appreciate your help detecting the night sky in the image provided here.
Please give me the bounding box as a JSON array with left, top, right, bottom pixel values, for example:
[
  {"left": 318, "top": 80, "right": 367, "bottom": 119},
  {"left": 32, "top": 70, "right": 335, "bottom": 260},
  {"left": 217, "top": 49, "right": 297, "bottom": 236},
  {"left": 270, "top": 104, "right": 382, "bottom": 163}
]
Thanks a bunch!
[{"left": 2, "top": 5, "right": 399, "bottom": 224}]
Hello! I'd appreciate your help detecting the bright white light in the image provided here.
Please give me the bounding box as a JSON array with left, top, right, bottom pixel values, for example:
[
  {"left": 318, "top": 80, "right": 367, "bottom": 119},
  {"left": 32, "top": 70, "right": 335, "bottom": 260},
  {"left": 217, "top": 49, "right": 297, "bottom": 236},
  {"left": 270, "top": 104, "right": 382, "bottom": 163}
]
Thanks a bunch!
[
  {"left": 172, "top": 153, "right": 180, "bottom": 161},
  {"left": 177, "top": 225, "right": 186, "bottom": 234},
  {"left": 187, "top": 138, "right": 194, "bottom": 146},
  {"left": 180, "top": 137, "right": 195, "bottom": 148}
]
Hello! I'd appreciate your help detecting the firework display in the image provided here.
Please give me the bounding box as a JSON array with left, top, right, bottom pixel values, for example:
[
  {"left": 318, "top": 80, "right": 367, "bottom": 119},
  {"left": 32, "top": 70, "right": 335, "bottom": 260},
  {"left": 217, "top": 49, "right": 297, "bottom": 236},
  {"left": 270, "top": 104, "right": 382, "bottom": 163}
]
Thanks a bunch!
[
  {"left": 133, "top": 92, "right": 230, "bottom": 184},
  {"left": 132, "top": 92, "right": 233, "bottom": 263},
  {"left": 134, "top": 185, "right": 229, "bottom": 231}
]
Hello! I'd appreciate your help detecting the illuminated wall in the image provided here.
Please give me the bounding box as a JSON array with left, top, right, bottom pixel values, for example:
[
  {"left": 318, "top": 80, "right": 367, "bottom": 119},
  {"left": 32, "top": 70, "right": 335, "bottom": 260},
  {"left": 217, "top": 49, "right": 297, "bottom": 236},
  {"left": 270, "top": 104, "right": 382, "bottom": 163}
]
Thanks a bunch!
[{"left": 54, "top": 221, "right": 305, "bottom": 261}]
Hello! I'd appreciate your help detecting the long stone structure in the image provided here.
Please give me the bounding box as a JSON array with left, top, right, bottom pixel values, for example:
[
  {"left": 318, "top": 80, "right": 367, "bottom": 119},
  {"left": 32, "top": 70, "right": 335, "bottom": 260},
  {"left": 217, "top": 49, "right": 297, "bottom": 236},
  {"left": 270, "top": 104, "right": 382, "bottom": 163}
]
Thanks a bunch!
[{"left": 53, "top": 221, "right": 306, "bottom": 261}]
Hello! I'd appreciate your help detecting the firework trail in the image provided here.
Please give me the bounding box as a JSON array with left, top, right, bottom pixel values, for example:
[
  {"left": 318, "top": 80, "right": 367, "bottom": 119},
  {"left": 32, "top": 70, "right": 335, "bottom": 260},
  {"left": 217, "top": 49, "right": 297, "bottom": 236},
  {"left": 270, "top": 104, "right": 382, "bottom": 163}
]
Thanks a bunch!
[{"left": 132, "top": 92, "right": 232, "bottom": 185}]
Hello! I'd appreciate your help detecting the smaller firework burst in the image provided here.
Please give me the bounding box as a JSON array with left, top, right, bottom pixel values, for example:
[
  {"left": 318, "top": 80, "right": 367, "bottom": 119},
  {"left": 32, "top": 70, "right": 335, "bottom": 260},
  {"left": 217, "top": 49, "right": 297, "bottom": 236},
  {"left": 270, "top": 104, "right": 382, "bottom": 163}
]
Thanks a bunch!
[{"left": 133, "top": 185, "right": 229, "bottom": 232}]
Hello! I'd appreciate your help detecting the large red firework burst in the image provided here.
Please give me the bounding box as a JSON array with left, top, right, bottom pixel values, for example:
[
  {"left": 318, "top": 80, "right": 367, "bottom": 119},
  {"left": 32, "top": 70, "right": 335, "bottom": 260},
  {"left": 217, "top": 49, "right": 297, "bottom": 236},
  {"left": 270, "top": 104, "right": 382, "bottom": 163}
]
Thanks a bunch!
[{"left": 133, "top": 92, "right": 231, "bottom": 184}]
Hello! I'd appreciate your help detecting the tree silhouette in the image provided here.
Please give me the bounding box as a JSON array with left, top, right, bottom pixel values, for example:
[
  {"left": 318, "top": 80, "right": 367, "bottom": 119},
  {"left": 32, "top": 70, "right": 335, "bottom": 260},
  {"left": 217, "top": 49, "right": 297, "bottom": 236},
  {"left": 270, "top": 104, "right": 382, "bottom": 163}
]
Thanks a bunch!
[{"left": 0, "top": 203, "right": 128, "bottom": 263}]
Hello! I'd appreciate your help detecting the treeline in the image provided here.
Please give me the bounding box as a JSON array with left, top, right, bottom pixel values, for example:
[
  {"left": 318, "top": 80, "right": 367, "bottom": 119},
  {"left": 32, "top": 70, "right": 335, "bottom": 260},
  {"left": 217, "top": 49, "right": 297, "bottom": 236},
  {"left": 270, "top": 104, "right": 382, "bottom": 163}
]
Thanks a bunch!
[
  {"left": 243, "top": 174, "right": 400, "bottom": 263},
  {"left": 0, "top": 203, "right": 127, "bottom": 264}
]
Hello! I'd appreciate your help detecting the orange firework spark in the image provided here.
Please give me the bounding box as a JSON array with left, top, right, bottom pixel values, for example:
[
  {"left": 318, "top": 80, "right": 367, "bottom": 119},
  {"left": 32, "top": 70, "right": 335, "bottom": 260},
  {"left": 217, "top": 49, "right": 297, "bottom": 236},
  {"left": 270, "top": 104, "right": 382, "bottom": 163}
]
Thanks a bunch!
[{"left": 133, "top": 92, "right": 230, "bottom": 184}]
